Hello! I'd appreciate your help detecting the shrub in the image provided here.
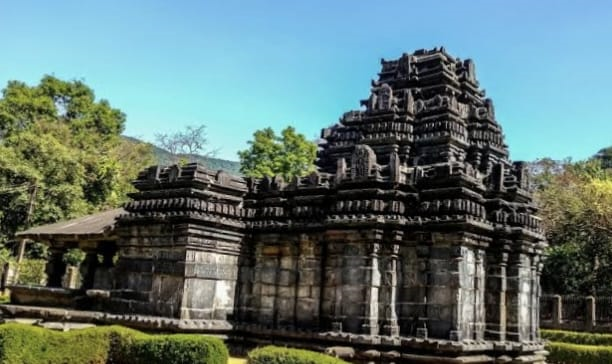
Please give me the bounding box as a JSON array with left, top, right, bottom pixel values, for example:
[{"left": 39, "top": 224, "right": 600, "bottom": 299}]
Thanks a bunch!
[
  {"left": 126, "top": 334, "right": 228, "bottom": 364},
  {"left": 15, "top": 259, "right": 46, "bottom": 285},
  {"left": 0, "top": 323, "right": 116, "bottom": 364},
  {"left": 0, "top": 323, "right": 228, "bottom": 364},
  {"left": 62, "top": 248, "right": 86, "bottom": 267},
  {"left": 542, "top": 329, "right": 612, "bottom": 346},
  {"left": 248, "top": 345, "right": 349, "bottom": 364},
  {"left": 547, "top": 341, "right": 612, "bottom": 364}
]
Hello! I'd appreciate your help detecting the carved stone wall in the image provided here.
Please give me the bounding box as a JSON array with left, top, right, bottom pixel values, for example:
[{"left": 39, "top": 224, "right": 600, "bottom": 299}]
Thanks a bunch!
[{"left": 112, "top": 164, "right": 247, "bottom": 322}]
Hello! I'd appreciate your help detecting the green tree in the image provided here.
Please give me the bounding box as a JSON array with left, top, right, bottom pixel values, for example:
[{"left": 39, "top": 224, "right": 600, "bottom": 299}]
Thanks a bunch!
[
  {"left": 535, "top": 156, "right": 612, "bottom": 295},
  {"left": 0, "top": 75, "right": 153, "bottom": 245},
  {"left": 238, "top": 126, "right": 317, "bottom": 180}
]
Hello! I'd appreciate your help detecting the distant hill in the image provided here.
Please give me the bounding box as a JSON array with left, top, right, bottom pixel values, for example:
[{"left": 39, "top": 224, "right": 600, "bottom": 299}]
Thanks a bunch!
[{"left": 123, "top": 136, "right": 242, "bottom": 175}]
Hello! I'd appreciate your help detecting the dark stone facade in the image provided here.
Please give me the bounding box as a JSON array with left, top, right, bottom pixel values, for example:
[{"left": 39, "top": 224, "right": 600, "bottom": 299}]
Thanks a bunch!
[{"left": 7, "top": 48, "right": 548, "bottom": 363}]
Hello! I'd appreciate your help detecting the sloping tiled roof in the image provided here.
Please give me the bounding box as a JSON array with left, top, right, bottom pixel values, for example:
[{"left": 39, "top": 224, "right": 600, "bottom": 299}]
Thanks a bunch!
[{"left": 16, "top": 208, "right": 124, "bottom": 240}]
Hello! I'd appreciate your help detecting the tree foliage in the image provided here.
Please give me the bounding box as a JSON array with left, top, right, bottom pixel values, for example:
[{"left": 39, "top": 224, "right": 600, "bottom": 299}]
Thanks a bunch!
[
  {"left": 534, "top": 151, "right": 612, "bottom": 295},
  {"left": 0, "top": 75, "right": 154, "bottom": 246},
  {"left": 238, "top": 126, "right": 317, "bottom": 180}
]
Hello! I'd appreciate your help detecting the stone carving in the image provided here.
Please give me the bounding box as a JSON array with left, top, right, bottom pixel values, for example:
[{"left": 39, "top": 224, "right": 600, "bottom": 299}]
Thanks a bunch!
[{"left": 351, "top": 144, "right": 376, "bottom": 180}]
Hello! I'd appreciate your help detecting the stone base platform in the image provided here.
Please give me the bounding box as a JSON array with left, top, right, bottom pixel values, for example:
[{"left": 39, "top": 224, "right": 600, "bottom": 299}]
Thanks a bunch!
[
  {"left": 0, "top": 304, "right": 232, "bottom": 333},
  {"left": 0, "top": 304, "right": 548, "bottom": 364}
]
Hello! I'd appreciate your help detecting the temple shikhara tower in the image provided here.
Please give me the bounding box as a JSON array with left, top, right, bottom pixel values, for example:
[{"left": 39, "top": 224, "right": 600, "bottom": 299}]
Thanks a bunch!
[{"left": 7, "top": 48, "right": 548, "bottom": 363}]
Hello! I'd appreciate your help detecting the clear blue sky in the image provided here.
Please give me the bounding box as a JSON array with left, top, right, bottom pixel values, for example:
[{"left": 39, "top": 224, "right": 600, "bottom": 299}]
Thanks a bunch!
[{"left": 1, "top": 0, "right": 611, "bottom": 162}]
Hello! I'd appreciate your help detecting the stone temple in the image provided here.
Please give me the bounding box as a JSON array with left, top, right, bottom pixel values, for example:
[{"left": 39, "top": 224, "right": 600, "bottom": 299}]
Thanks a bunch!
[{"left": 5, "top": 48, "right": 548, "bottom": 363}]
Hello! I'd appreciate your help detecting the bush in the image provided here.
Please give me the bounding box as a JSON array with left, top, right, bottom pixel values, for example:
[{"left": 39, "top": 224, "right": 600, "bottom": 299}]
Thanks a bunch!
[
  {"left": 0, "top": 323, "right": 117, "bottom": 364},
  {"left": 542, "top": 329, "right": 612, "bottom": 346},
  {"left": 126, "top": 334, "right": 228, "bottom": 364},
  {"left": 62, "top": 248, "right": 86, "bottom": 267},
  {"left": 547, "top": 341, "right": 612, "bottom": 364},
  {"left": 248, "top": 345, "right": 349, "bottom": 364},
  {"left": 15, "top": 259, "right": 46, "bottom": 285},
  {"left": 0, "top": 323, "right": 228, "bottom": 364}
]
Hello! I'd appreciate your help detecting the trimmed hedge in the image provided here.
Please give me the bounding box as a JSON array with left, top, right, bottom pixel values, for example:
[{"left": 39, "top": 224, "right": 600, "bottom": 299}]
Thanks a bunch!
[
  {"left": 0, "top": 323, "right": 228, "bottom": 364},
  {"left": 542, "top": 329, "right": 612, "bottom": 346},
  {"left": 125, "top": 334, "right": 229, "bottom": 364},
  {"left": 0, "top": 324, "right": 119, "bottom": 364},
  {"left": 547, "top": 341, "right": 612, "bottom": 364},
  {"left": 248, "top": 346, "right": 349, "bottom": 364}
]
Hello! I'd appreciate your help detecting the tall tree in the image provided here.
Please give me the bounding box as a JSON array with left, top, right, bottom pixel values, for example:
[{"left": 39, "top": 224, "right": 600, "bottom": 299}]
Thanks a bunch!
[
  {"left": 238, "top": 126, "right": 317, "bottom": 180},
  {"left": 535, "top": 157, "right": 612, "bottom": 295},
  {"left": 0, "top": 75, "right": 153, "bottom": 245}
]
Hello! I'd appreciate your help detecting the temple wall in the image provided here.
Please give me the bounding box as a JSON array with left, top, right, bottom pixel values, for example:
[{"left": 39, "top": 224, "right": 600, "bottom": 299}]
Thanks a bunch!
[
  {"left": 249, "top": 233, "right": 323, "bottom": 329},
  {"left": 294, "top": 235, "right": 322, "bottom": 329},
  {"left": 322, "top": 231, "right": 379, "bottom": 335},
  {"left": 113, "top": 223, "right": 187, "bottom": 317},
  {"left": 180, "top": 249, "right": 239, "bottom": 320}
]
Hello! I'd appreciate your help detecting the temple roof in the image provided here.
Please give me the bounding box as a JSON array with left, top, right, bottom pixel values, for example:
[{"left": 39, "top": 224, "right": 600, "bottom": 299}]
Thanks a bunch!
[{"left": 16, "top": 208, "right": 124, "bottom": 241}]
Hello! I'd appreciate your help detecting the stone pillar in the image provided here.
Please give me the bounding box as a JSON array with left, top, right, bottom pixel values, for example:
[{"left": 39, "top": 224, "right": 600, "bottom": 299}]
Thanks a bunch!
[
  {"left": 586, "top": 296, "right": 596, "bottom": 330},
  {"left": 530, "top": 255, "right": 540, "bottom": 340},
  {"left": 506, "top": 250, "right": 531, "bottom": 342},
  {"left": 552, "top": 295, "right": 562, "bottom": 325},
  {"left": 62, "top": 266, "right": 80, "bottom": 289},
  {"left": 45, "top": 248, "right": 67, "bottom": 288},
  {"left": 362, "top": 242, "right": 381, "bottom": 335},
  {"left": 473, "top": 249, "right": 486, "bottom": 340},
  {"left": 450, "top": 245, "right": 471, "bottom": 341},
  {"left": 485, "top": 250, "right": 508, "bottom": 341},
  {"left": 381, "top": 241, "right": 400, "bottom": 336},
  {"left": 415, "top": 244, "right": 430, "bottom": 338}
]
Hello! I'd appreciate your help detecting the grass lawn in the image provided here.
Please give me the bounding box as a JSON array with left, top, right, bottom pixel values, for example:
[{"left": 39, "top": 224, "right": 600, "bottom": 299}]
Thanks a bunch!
[{"left": 229, "top": 357, "right": 246, "bottom": 364}]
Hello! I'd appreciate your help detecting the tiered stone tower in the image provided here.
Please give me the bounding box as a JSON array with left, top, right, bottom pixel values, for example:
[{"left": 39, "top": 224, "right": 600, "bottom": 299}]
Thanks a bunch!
[{"left": 110, "top": 48, "right": 547, "bottom": 363}]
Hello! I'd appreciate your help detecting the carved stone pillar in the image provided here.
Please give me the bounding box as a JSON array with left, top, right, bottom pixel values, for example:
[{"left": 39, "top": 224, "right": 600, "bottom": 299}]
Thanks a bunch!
[
  {"left": 415, "top": 244, "right": 430, "bottom": 338},
  {"left": 530, "top": 255, "right": 540, "bottom": 340},
  {"left": 45, "top": 248, "right": 66, "bottom": 288},
  {"left": 485, "top": 248, "right": 509, "bottom": 341},
  {"left": 535, "top": 259, "right": 545, "bottom": 339},
  {"left": 506, "top": 249, "right": 530, "bottom": 342},
  {"left": 473, "top": 249, "right": 486, "bottom": 340},
  {"left": 362, "top": 242, "right": 381, "bottom": 335},
  {"left": 448, "top": 245, "right": 464, "bottom": 341},
  {"left": 381, "top": 240, "right": 400, "bottom": 336}
]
